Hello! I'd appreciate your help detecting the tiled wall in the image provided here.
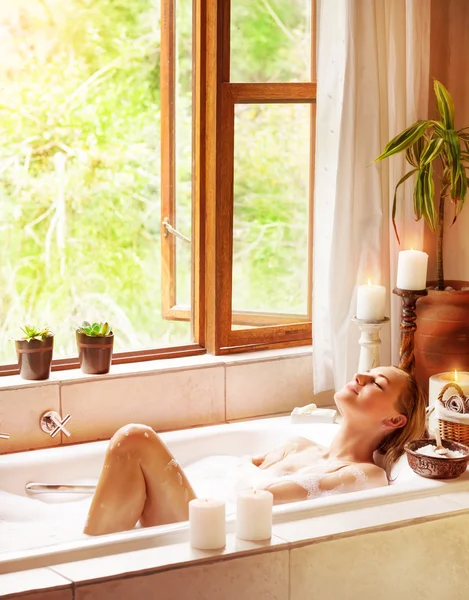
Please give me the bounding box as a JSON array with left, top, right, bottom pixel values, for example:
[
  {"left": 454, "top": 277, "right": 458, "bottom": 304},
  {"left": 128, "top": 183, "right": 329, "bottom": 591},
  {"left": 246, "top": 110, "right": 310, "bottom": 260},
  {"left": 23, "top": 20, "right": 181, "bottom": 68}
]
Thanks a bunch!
[
  {"left": 0, "top": 349, "right": 326, "bottom": 454},
  {"left": 4, "top": 511, "right": 469, "bottom": 599}
]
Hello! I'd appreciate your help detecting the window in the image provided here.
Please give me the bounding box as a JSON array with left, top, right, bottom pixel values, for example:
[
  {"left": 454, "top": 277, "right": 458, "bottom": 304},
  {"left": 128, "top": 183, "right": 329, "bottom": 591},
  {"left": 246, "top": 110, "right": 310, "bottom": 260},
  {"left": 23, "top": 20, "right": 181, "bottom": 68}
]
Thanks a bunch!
[
  {"left": 201, "top": 0, "right": 315, "bottom": 353},
  {"left": 0, "top": 0, "right": 314, "bottom": 374}
]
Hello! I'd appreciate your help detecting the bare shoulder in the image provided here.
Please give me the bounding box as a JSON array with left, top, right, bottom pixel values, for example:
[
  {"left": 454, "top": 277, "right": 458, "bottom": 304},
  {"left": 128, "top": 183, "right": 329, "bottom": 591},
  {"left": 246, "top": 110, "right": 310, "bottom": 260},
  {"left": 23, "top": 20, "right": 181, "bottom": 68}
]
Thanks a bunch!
[
  {"left": 286, "top": 436, "right": 318, "bottom": 450},
  {"left": 350, "top": 463, "right": 388, "bottom": 487}
]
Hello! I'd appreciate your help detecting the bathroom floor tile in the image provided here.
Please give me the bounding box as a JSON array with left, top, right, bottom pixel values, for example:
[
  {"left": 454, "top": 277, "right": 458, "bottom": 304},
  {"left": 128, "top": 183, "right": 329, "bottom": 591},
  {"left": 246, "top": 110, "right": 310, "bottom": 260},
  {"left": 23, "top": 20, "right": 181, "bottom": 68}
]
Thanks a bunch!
[{"left": 50, "top": 532, "right": 288, "bottom": 584}]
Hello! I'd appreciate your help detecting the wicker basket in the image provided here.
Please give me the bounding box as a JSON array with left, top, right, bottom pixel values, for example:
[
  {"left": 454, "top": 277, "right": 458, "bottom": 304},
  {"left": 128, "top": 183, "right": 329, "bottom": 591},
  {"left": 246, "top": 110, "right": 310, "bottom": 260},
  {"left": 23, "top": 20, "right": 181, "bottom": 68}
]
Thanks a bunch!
[{"left": 438, "top": 382, "right": 469, "bottom": 445}]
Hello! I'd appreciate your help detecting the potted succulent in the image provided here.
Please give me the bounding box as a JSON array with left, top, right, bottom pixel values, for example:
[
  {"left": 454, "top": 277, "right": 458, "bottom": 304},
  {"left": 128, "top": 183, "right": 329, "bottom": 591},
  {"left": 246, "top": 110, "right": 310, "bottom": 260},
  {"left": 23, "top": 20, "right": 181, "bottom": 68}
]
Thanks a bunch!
[
  {"left": 76, "top": 321, "right": 114, "bottom": 375},
  {"left": 376, "top": 79, "right": 469, "bottom": 393},
  {"left": 15, "top": 325, "right": 54, "bottom": 380}
]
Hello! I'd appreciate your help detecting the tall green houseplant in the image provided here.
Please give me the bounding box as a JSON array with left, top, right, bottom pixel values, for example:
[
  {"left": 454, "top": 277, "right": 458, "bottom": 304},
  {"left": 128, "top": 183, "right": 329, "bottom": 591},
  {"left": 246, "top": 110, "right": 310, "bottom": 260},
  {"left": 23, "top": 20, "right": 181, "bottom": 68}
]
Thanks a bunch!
[{"left": 376, "top": 79, "right": 469, "bottom": 290}]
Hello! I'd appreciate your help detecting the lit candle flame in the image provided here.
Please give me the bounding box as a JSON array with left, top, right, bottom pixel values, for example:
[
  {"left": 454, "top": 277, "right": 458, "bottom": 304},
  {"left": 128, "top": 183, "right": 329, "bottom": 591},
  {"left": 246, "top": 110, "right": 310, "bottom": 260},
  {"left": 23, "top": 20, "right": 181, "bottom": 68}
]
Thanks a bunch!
[
  {"left": 368, "top": 279, "right": 372, "bottom": 286},
  {"left": 454, "top": 369, "right": 459, "bottom": 382}
]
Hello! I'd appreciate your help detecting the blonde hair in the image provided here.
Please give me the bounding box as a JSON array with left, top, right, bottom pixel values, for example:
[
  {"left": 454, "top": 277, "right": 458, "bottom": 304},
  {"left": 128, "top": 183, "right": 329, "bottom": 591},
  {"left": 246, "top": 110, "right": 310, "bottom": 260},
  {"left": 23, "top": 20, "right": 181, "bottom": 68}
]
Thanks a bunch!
[{"left": 376, "top": 368, "right": 427, "bottom": 480}]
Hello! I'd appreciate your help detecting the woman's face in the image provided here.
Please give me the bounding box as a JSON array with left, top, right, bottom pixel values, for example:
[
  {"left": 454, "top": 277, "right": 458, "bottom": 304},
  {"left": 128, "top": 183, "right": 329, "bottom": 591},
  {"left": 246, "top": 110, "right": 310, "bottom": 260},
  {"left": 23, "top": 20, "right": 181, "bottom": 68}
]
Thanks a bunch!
[{"left": 334, "top": 366, "right": 408, "bottom": 427}]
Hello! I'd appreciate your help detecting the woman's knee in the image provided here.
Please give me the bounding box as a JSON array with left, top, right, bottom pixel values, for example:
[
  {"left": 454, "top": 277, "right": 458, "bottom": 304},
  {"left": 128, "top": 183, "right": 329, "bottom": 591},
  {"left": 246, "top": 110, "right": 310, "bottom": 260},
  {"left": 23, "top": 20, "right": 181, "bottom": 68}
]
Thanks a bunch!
[{"left": 109, "top": 424, "right": 158, "bottom": 451}]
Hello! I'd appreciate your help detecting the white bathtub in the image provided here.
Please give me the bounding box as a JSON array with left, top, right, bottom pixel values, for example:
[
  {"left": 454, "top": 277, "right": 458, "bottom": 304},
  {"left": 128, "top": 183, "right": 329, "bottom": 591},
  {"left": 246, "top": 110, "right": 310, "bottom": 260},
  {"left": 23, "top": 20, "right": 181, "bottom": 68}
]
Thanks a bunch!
[{"left": 1, "top": 415, "right": 469, "bottom": 574}]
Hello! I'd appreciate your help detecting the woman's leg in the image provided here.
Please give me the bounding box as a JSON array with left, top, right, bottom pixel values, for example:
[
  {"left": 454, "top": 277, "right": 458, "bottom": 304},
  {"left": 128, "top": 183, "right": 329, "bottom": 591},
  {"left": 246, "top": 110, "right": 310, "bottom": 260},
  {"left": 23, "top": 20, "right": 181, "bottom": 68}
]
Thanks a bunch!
[{"left": 84, "top": 424, "right": 196, "bottom": 536}]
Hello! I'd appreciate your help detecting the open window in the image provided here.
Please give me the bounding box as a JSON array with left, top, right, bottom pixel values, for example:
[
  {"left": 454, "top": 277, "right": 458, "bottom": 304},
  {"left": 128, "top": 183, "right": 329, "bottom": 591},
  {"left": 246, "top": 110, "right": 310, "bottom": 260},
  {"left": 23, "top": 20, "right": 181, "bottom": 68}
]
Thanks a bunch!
[
  {"left": 202, "top": 0, "right": 315, "bottom": 353},
  {"left": 161, "top": 0, "right": 194, "bottom": 323}
]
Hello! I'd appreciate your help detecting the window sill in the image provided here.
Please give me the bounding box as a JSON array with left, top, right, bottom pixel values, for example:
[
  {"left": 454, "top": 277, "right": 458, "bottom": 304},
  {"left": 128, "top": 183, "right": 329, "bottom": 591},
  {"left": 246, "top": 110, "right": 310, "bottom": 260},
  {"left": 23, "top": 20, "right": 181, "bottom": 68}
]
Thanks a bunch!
[{"left": 0, "top": 345, "right": 313, "bottom": 392}]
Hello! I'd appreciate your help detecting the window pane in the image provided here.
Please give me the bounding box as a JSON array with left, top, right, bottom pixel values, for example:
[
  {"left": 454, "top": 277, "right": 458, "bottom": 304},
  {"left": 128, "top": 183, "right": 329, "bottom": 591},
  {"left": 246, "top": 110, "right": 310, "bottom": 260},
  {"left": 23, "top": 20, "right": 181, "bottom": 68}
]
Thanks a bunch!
[
  {"left": 0, "top": 0, "right": 192, "bottom": 364},
  {"left": 175, "top": 0, "right": 192, "bottom": 308},
  {"left": 230, "top": 0, "right": 311, "bottom": 82},
  {"left": 231, "top": 104, "right": 310, "bottom": 326}
]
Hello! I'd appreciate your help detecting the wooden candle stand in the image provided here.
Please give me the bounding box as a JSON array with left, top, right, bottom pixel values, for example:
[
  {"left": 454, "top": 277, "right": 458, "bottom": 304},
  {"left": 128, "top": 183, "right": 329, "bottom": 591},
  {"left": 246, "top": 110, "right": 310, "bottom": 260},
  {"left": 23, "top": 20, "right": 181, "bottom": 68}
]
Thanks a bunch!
[
  {"left": 352, "top": 317, "right": 390, "bottom": 372},
  {"left": 392, "top": 287, "right": 428, "bottom": 375}
]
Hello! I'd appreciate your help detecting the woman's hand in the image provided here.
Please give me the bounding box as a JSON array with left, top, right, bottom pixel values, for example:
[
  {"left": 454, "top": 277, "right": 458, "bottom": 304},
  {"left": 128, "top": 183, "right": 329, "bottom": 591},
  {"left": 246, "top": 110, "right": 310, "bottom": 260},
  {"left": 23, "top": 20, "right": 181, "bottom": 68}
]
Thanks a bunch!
[{"left": 251, "top": 438, "right": 303, "bottom": 469}]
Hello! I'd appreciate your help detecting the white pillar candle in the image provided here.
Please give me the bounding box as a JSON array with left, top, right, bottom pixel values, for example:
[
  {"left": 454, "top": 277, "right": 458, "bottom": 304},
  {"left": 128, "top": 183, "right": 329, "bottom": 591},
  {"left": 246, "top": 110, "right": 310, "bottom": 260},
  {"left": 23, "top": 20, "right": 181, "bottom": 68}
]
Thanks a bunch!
[
  {"left": 396, "top": 249, "right": 428, "bottom": 290},
  {"left": 356, "top": 281, "right": 386, "bottom": 321},
  {"left": 189, "top": 498, "right": 226, "bottom": 550},
  {"left": 429, "top": 371, "right": 469, "bottom": 407},
  {"left": 236, "top": 489, "right": 273, "bottom": 541}
]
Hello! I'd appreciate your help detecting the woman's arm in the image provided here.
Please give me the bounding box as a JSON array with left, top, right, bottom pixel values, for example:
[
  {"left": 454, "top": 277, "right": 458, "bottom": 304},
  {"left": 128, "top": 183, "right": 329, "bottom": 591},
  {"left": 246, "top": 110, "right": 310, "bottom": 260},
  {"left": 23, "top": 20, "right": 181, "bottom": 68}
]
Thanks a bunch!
[
  {"left": 265, "top": 463, "right": 388, "bottom": 505},
  {"left": 252, "top": 437, "right": 315, "bottom": 469}
]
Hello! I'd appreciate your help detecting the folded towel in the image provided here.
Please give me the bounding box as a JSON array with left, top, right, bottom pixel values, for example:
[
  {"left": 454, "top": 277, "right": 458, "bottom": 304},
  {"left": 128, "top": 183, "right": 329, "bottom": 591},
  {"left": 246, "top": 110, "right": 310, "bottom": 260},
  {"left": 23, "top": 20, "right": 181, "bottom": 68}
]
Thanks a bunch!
[
  {"left": 445, "top": 394, "right": 466, "bottom": 414},
  {"left": 290, "top": 406, "right": 337, "bottom": 424}
]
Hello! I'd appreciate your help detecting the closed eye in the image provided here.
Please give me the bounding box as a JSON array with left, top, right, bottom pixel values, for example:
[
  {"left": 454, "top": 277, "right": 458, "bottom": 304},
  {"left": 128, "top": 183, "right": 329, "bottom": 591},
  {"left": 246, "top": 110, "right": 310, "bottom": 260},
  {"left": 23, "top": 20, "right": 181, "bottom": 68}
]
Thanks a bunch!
[{"left": 374, "top": 381, "right": 383, "bottom": 390}]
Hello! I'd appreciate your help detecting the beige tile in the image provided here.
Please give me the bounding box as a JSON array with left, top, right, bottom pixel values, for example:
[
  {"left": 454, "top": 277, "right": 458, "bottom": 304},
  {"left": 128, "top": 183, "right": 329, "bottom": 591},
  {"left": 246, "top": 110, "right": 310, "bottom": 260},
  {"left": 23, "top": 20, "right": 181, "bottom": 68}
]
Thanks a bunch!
[
  {"left": 226, "top": 355, "right": 313, "bottom": 420},
  {"left": 74, "top": 548, "right": 289, "bottom": 600},
  {"left": 2, "top": 592, "right": 71, "bottom": 600},
  {"left": 49, "top": 353, "right": 224, "bottom": 382},
  {"left": 52, "top": 532, "right": 287, "bottom": 583},
  {"left": 290, "top": 512, "right": 469, "bottom": 600},
  {"left": 0, "top": 376, "right": 58, "bottom": 392},
  {"left": 220, "top": 346, "right": 312, "bottom": 364},
  {"left": 440, "top": 489, "right": 469, "bottom": 509},
  {"left": 0, "top": 568, "right": 71, "bottom": 599},
  {"left": 0, "top": 385, "right": 61, "bottom": 454},
  {"left": 272, "top": 495, "right": 464, "bottom": 544},
  {"left": 61, "top": 366, "right": 225, "bottom": 443}
]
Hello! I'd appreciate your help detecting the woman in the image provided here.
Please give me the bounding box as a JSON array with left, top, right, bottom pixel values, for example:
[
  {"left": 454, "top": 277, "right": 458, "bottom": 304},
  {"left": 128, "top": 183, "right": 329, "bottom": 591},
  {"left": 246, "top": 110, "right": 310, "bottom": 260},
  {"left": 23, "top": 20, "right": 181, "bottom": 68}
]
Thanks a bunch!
[{"left": 84, "top": 365, "right": 426, "bottom": 536}]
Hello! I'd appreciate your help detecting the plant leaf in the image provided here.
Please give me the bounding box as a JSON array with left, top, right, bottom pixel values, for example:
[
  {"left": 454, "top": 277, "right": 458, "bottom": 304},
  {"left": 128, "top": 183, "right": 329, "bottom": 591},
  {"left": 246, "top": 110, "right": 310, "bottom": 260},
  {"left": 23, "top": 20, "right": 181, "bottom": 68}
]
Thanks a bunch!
[
  {"left": 434, "top": 80, "right": 455, "bottom": 129},
  {"left": 431, "top": 120, "right": 446, "bottom": 137},
  {"left": 413, "top": 170, "right": 424, "bottom": 221},
  {"left": 419, "top": 137, "right": 444, "bottom": 166},
  {"left": 391, "top": 168, "right": 418, "bottom": 243},
  {"left": 375, "top": 120, "right": 430, "bottom": 162},
  {"left": 422, "top": 163, "right": 437, "bottom": 231},
  {"left": 405, "top": 146, "right": 417, "bottom": 168},
  {"left": 454, "top": 189, "right": 466, "bottom": 222}
]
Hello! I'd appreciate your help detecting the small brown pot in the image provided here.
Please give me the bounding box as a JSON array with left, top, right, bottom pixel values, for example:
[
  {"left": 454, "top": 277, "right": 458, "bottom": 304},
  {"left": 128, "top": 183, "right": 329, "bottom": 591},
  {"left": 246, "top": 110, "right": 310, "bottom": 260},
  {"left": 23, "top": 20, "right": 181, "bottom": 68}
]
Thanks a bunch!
[
  {"left": 15, "top": 336, "right": 54, "bottom": 380},
  {"left": 76, "top": 332, "right": 114, "bottom": 375},
  {"left": 415, "top": 280, "right": 469, "bottom": 396}
]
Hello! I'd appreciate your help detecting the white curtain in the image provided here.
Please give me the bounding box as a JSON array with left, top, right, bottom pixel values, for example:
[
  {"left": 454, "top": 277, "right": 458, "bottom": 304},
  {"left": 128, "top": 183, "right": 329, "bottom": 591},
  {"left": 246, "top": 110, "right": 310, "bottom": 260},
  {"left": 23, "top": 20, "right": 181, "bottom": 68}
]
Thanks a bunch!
[{"left": 312, "top": 0, "right": 431, "bottom": 394}]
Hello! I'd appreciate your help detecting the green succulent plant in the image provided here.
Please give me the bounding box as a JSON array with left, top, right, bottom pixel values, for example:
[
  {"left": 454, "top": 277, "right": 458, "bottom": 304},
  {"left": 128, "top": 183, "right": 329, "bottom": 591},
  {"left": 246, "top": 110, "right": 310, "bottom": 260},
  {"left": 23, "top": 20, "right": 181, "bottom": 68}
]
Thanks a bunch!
[
  {"left": 19, "top": 325, "right": 53, "bottom": 342},
  {"left": 375, "top": 79, "right": 469, "bottom": 290},
  {"left": 76, "top": 321, "right": 113, "bottom": 337}
]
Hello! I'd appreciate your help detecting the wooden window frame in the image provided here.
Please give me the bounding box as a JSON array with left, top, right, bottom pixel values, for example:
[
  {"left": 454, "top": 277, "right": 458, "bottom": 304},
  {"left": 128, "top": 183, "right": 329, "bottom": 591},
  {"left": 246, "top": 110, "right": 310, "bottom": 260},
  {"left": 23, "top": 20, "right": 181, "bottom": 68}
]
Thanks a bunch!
[
  {"left": 163, "top": 0, "right": 315, "bottom": 334},
  {"left": 202, "top": 0, "right": 315, "bottom": 354}
]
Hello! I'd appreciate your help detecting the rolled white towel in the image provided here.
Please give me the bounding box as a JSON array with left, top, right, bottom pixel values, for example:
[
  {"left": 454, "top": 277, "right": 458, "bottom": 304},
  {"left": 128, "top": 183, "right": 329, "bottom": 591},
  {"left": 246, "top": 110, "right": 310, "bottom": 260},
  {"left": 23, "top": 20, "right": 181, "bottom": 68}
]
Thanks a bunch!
[{"left": 290, "top": 406, "right": 337, "bottom": 424}]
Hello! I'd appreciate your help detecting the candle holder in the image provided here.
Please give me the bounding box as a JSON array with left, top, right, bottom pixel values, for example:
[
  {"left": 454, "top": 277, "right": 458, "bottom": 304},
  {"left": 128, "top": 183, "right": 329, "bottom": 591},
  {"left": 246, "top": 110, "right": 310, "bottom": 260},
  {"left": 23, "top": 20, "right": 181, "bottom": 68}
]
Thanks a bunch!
[
  {"left": 352, "top": 317, "right": 390, "bottom": 373},
  {"left": 392, "top": 287, "right": 428, "bottom": 375}
]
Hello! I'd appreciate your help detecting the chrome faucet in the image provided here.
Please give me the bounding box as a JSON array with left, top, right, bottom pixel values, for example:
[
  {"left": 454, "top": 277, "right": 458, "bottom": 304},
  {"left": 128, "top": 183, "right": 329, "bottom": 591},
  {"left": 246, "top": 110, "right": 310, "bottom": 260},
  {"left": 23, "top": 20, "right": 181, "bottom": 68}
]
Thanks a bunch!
[
  {"left": 40, "top": 410, "right": 72, "bottom": 438},
  {"left": 0, "top": 423, "right": 9, "bottom": 440}
]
